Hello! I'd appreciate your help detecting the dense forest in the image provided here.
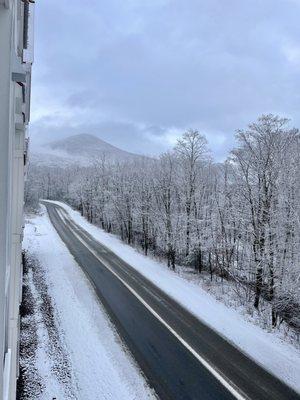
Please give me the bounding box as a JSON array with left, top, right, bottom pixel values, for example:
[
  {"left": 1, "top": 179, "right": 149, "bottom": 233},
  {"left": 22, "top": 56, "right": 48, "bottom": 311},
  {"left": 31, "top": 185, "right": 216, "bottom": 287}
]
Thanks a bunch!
[{"left": 26, "top": 115, "right": 300, "bottom": 335}]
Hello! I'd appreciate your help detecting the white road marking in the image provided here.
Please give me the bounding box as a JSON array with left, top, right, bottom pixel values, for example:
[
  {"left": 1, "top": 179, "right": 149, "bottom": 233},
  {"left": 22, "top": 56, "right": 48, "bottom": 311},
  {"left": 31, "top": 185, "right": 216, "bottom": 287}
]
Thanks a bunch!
[{"left": 54, "top": 206, "right": 248, "bottom": 400}]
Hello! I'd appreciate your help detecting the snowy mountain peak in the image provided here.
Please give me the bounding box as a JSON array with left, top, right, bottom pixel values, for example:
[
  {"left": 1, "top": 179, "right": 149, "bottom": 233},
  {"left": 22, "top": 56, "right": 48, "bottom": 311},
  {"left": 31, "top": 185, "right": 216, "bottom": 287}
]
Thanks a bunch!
[
  {"left": 46, "top": 134, "right": 138, "bottom": 160},
  {"left": 31, "top": 134, "right": 142, "bottom": 167}
]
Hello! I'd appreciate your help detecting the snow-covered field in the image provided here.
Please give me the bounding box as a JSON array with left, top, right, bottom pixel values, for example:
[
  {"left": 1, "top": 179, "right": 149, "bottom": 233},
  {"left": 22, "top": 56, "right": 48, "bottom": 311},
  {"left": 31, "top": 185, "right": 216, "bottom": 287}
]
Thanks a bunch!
[
  {"left": 22, "top": 209, "right": 156, "bottom": 400},
  {"left": 45, "top": 200, "right": 300, "bottom": 394}
]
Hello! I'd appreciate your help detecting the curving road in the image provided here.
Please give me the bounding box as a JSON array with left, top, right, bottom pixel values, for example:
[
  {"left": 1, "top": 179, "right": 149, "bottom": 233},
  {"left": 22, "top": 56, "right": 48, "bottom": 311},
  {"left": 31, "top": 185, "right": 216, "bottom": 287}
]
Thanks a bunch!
[{"left": 43, "top": 201, "right": 300, "bottom": 400}]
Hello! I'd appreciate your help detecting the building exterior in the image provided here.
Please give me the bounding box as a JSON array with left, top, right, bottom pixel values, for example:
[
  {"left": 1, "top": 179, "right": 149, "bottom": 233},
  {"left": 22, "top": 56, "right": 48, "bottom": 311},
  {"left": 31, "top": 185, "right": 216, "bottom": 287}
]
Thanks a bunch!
[{"left": 0, "top": 1, "right": 34, "bottom": 399}]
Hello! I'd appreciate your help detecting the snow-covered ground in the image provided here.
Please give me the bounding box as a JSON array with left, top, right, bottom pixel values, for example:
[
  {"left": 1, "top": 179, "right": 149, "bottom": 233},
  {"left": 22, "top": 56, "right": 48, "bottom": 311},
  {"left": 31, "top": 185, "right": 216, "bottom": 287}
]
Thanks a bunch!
[
  {"left": 22, "top": 209, "right": 156, "bottom": 400},
  {"left": 45, "top": 200, "right": 300, "bottom": 394}
]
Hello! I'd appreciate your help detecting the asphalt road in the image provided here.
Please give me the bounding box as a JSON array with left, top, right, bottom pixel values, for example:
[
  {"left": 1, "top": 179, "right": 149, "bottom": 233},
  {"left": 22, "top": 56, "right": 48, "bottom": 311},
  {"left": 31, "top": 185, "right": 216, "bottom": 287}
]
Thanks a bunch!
[{"left": 44, "top": 201, "right": 300, "bottom": 400}]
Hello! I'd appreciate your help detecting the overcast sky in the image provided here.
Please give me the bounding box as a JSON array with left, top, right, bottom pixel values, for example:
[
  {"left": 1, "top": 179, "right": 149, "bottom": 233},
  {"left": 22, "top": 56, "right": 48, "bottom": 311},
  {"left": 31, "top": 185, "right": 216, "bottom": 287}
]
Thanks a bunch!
[{"left": 30, "top": 0, "right": 300, "bottom": 160}]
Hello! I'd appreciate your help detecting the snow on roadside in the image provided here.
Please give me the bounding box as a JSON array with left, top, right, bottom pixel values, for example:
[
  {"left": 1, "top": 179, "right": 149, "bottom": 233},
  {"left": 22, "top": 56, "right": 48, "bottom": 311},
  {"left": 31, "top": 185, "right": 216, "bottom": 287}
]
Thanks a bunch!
[
  {"left": 23, "top": 208, "right": 156, "bottom": 400},
  {"left": 20, "top": 252, "right": 76, "bottom": 400},
  {"left": 45, "top": 200, "right": 300, "bottom": 394}
]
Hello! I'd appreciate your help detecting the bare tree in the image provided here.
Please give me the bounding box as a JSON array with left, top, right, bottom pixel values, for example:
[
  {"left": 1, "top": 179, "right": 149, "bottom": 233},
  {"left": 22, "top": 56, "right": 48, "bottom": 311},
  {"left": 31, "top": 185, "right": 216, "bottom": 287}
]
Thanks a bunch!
[{"left": 175, "top": 130, "right": 208, "bottom": 257}]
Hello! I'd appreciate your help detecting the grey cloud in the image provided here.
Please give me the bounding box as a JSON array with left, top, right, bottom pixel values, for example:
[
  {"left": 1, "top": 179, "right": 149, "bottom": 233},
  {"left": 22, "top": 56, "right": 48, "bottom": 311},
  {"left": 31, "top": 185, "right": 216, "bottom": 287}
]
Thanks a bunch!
[{"left": 31, "top": 0, "right": 300, "bottom": 160}]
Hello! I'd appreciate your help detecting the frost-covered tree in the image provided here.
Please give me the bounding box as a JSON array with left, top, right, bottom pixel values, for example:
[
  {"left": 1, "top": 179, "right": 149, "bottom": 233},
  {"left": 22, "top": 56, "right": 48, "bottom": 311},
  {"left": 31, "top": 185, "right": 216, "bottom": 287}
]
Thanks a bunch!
[{"left": 175, "top": 130, "right": 209, "bottom": 258}]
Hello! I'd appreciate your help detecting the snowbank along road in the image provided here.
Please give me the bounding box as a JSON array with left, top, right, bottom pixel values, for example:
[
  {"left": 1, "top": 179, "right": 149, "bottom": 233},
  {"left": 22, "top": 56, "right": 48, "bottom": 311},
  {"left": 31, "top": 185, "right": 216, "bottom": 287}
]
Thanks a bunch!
[{"left": 43, "top": 201, "right": 300, "bottom": 400}]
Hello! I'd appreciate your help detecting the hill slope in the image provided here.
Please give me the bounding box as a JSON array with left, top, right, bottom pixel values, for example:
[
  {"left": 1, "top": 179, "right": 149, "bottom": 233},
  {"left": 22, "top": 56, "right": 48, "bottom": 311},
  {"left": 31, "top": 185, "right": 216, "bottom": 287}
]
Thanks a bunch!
[{"left": 31, "top": 134, "right": 142, "bottom": 166}]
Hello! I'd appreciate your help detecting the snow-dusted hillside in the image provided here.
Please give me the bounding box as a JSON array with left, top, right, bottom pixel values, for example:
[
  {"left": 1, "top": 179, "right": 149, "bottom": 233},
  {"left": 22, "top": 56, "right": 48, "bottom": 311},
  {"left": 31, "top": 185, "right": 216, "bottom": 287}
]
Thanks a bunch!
[{"left": 30, "top": 134, "right": 143, "bottom": 167}]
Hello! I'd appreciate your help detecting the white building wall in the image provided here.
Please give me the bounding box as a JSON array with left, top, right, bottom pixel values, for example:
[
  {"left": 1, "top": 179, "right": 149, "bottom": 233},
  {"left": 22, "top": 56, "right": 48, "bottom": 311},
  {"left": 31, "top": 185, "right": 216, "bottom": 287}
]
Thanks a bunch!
[{"left": 0, "top": 1, "right": 34, "bottom": 399}]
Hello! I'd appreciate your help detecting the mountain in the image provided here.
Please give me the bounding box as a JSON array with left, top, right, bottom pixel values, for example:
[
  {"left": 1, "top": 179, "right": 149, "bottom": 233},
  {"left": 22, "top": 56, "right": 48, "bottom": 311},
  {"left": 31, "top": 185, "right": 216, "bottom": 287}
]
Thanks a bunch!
[{"left": 31, "top": 134, "right": 143, "bottom": 167}]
